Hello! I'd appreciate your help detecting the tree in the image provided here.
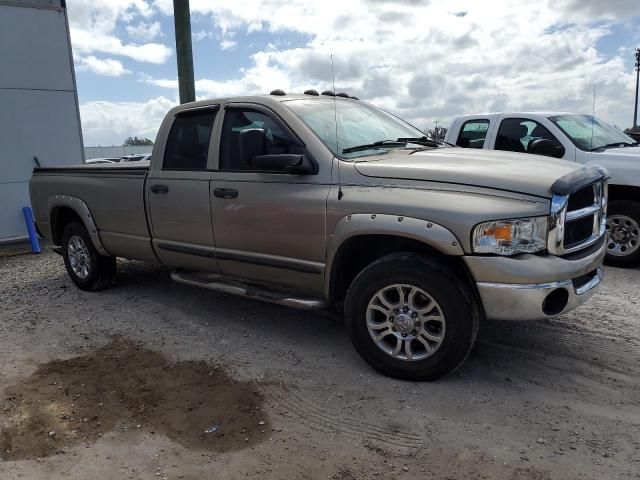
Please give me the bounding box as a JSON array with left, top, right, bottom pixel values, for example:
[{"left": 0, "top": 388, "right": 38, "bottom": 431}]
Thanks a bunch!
[
  {"left": 624, "top": 127, "right": 640, "bottom": 142},
  {"left": 426, "top": 127, "right": 448, "bottom": 141},
  {"left": 123, "top": 136, "right": 154, "bottom": 146}
]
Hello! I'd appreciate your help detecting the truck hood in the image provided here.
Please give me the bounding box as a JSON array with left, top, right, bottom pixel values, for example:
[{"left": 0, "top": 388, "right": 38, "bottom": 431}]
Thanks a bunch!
[
  {"left": 353, "top": 148, "right": 580, "bottom": 198},
  {"left": 585, "top": 146, "right": 640, "bottom": 187},
  {"left": 595, "top": 145, "right": 640, "bottom": 157}
]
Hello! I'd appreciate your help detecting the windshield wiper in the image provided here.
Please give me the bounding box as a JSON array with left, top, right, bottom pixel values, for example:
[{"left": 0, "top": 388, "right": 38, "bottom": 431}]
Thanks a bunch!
[
  {"left": 341, "top": 137, "right": 441, "bottom": 154},
  {"left": 590, "top": 142, "right": 635, "bottom": 151},
  {"left": 396, "top": 137, "right": 443, "bottom": 147},
  {"left": 341, "top": 140, "right": 406, "bottom": 154}
]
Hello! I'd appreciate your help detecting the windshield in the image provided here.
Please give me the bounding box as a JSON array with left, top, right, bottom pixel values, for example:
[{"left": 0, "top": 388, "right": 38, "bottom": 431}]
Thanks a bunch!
[
  {"left": 549, "top": 114, "right": 636, "bottom": 151},
  {"left": 284, "top": 98, "right": 425, "bottom": 159}
]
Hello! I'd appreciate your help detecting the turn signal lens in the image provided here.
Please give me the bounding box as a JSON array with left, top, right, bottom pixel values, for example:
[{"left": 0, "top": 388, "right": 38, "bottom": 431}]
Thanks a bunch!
[{"left": 483, "top": 224, "right": 514, "bottom": 242}]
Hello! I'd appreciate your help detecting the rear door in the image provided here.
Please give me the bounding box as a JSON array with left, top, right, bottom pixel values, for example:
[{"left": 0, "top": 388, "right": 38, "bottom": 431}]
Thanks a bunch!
[
  {"left": 208, "top": 103, "right": 330, "bottom": 293},
  {"left": 147, "top": 106, "right": 219, "bottom": 271}
]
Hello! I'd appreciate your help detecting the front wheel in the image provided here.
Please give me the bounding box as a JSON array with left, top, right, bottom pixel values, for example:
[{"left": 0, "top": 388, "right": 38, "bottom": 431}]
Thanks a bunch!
[
  {"left": 62, "top": 222, "right": 116, "bottom": 291},
  {"left": 605, "top": 201, "right": 640, "bottom": 268},
  {"left": 344, "top": 253, "right": 479, "bottom": 381}
]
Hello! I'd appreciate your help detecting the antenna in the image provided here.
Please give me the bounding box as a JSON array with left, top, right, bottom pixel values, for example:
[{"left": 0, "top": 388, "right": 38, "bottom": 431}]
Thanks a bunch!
[
  {"left": 590, "top": 84, "right": 596, "bottom": 150},
  {"left": 331, "top": 54, "right": 343, "bottom": 200}
]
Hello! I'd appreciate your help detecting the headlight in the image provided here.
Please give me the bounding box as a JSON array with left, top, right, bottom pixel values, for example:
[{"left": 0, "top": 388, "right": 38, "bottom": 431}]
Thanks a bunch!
[{"left": 472, "top": 217, "right": 547, "bottom": 255}]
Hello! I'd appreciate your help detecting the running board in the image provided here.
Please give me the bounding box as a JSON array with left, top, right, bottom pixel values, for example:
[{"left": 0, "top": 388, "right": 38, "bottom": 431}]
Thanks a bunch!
[{"left": 170, "top": 271, "right": 328, "bottom": 310}]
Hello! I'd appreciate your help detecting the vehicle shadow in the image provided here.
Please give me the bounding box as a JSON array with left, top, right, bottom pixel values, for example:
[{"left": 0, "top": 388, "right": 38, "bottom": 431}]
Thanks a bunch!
[
  {"left": 110, "top": 261, "right": 637, "bottom": 383},
  {"left": 13, "top": 256, "right": 638, "bottom": 389}
]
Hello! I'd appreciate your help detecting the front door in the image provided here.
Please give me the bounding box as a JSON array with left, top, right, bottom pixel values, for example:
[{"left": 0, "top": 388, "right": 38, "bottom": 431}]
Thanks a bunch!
[
  {"left": 209, "top": 104, "right": 330, "bottom": 293},
  {"left": 147, "top": 107, "right": 218, "bottom": 271}
]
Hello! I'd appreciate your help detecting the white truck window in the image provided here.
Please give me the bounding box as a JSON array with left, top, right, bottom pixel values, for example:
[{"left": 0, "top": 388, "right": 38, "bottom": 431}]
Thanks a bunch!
[
  {"left": 456, "top": 120, "right": 489, "bottom": 148},
  {"left": 495, "top": 118, "right": 559, "bottom": 154},
  {"left": 549, "top": 114, "right": 636, "bottom": 151}
]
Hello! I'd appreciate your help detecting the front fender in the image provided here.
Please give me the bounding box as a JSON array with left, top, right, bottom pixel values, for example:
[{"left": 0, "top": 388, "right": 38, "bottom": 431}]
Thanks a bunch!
[{"left": 324, "top": 213, "right": 464, "bottom": 297}]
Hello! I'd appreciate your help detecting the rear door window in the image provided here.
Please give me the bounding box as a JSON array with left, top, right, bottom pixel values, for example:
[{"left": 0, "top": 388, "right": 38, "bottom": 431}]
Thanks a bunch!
[
  {"left": 456, "top": 120, "right": 489, "bottom": 148},
  {"left": 163, "top": 109, "right": 216, "bottom": 170}
]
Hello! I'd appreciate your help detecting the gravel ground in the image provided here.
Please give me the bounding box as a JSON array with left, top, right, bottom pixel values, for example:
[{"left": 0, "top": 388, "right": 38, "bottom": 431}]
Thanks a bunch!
[{"left": 0, "top": 249, "right": 639, "bottom": 480}]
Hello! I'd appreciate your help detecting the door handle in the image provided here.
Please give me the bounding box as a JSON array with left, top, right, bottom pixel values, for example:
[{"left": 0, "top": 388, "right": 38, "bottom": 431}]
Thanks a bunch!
[
  {"left": 214, "top": 188, "right": 238, "bottom": 199},
  {"left": 150, "top": 184, "right": 169, "bottom": 194}
]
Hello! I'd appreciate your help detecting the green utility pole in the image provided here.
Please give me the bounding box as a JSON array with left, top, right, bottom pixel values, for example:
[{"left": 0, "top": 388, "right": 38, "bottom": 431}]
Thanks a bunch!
[
  {"left": 173, "top": 0, "right": 195, "bottom": 104},
  {"left": 634, "top": 48, "right": 640, "bottom": 129}
]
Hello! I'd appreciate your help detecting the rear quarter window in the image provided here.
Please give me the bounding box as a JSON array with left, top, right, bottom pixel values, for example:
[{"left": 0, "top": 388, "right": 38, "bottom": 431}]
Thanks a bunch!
[{"left": 457, "top": 120, "right": 489, "bottom": 148}]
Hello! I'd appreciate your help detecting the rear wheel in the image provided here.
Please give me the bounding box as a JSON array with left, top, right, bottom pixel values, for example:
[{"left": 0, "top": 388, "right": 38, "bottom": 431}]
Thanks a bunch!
[
  {"left": 344, "top": 253, "right": 479, "bottom": 381},
  {"left": 605, "top": 201, "right": 640, "bottom": 268},
  {"left": 62, "top": 222, "right": 116, "bottom": 291}
]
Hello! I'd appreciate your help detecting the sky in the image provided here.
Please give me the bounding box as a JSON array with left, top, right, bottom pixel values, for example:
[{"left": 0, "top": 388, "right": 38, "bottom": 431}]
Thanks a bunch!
[{"left": 67, "top": 0, "right": 640, "bottom": 146}]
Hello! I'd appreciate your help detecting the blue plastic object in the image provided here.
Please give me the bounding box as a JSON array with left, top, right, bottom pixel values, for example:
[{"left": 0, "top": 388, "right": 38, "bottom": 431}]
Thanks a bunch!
[{"left": 22, "top": 206, "right": 41, "bottom": 254}]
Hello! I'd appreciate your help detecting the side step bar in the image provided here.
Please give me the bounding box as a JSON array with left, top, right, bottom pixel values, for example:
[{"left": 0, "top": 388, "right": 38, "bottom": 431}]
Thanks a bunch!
[{"left": 170, "top": 271, "right": 328, "bottom": 310}]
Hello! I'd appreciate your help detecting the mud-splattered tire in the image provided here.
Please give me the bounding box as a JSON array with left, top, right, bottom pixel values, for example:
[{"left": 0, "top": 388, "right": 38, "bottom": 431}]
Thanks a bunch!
[
  {"left": 62, "top": 222, "right": 116, "bottom": 291},
  {"left": 344, "top": 253, "right": 479, "bottom": 381}
]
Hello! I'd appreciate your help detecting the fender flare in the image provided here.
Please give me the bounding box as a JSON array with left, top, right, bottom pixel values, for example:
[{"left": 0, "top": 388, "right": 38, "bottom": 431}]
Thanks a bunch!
[
  {"left": 48, "top": 195, "right": 109, "bottom": 256},
  {"left": 324, "top": 213, "right": 464, "bottom": 296}
]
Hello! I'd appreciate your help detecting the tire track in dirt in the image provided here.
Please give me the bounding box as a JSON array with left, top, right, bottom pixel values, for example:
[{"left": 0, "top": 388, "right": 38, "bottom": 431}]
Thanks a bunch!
[
  {"left": 481, "top": 323, "right": 640, "bottom": 375},
  {"left": 263, "top": 385, "right": 423, "bottom": 450},
  {"left": 142, "top": 286, "right": 426, "bottom": 452}
]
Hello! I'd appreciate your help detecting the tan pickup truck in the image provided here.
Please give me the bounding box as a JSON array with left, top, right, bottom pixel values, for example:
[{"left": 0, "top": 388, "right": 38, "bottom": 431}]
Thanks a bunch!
[{"left": 30, "top": 92, "right": 608, "bottom": 380}]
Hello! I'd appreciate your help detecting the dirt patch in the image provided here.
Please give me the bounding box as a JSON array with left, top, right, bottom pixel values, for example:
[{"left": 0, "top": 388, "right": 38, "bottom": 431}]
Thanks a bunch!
[{"left": 0, "top": 336, "right": 269, "bottom": 460}]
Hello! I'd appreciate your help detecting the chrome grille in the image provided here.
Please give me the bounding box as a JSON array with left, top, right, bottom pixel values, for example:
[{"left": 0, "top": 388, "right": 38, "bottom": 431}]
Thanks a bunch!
[{"left": 548, "top": 181, "right": 607, "bottom": 255}]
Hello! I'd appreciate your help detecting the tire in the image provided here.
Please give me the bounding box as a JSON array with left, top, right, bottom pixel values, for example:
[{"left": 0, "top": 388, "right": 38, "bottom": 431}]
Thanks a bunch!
[
  {"left": 605, "top": 201, "right": 640, "bottom": 268},
  {"left": 344, "top": 253, "right": 479, "bottom": 381},
  {"left": 61, "top": 222, "right": 116, "bottom": 291}
]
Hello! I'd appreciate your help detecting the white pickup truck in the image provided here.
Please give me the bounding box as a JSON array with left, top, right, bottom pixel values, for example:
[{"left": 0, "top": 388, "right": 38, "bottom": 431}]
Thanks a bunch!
[{"left": 445, "top": 112, "right": 640, "bottom": 267}]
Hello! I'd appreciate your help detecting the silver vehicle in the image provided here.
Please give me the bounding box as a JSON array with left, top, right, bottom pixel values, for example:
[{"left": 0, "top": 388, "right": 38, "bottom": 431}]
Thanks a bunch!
[
  {"left": 86, "top": 158, "right": 120, "bottom": 164},
  {"left": 29, "top": 92, "right": 608, "bottom": 380},
  {"left": 120, "top": 153, "right": 151, "bottom": 162}
]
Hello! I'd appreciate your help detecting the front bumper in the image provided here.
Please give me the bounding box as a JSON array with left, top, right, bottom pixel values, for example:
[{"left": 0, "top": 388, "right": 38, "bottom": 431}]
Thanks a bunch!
[{"left": 465, "top": 240, "right": 606, "bottom": 321}]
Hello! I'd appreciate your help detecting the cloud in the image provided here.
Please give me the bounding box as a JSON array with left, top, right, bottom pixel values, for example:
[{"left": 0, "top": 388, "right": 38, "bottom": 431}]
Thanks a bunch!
[
  {"left": 220, "top": 39, "right": 238, "bottom": 50},
  {"left": 80, "top": 96, "right": 176, "bottom": 146},
  {"left": 77, "top": 56, "right": 131, "bottom": 76},
  {"left": 76, "top": 0, "right": 637, "bottom": 145},
  {"left": 125, "top": 21, "right": 162, "bottom": 41},
  {"left": 71, "top": 30, "right": 171, "bottom": 64},
  {"left": 192, "top": 30, "right": 213, "bottom": 42},
  {"left": 68, "top": 0, "right": 171, "bottom": 65},
  {"left": 146, "top": 0, "right": 639, "bottom": 130},
  {"left": 551, "top": 0, "right": 640, "bottom": 21}
]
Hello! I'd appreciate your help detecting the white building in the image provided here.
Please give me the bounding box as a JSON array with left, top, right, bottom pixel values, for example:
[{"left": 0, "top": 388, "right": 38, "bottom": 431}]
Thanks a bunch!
[{"left": 0, "top": 0, "right": 83, "bottom": 243}]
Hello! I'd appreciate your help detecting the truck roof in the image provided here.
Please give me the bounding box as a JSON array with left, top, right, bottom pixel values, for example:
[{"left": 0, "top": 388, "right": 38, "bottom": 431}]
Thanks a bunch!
[
  {"left": 454, "top": 111, "right": 578, "bottom": 120},
  {"left": 168, "top": 91, "right": 361, "bottom": 115}
]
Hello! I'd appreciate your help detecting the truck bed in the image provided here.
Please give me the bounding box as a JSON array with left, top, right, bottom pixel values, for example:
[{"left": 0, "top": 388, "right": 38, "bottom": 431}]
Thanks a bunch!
[{"left": 30, "top": 161, "right": 155, "bottom": 262}]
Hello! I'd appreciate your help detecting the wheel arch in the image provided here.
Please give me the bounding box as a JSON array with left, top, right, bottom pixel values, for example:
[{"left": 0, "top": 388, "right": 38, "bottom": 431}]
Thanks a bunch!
[
  {"left": 48, "top": 196, "right": 109, "bottom": 256},
  {"left": 608, "top": 184, "right": 640, "bottom": 203},
  {"left": 325, "top": 214, "right": 477, "bottom": 306}
]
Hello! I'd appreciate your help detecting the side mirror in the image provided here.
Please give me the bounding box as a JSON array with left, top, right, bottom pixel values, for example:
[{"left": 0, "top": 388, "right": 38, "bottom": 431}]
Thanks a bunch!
[
  {"left": 528, "top": 138, "right": 565, "bottom": 159},
  {"left": 251, "top": 154, "right": 314, "bottom": 174},
  {"left": 239, "top": 128, "right": 267, "bottom": 165},
  {"left": 457, "top": 137, "right": 470, "bottom": 148}
]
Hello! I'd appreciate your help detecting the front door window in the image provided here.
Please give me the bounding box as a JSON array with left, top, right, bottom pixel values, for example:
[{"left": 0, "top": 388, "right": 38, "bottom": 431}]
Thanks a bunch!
[{"left": 495, "top": 118, "right": 560, "bottom": 154}]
